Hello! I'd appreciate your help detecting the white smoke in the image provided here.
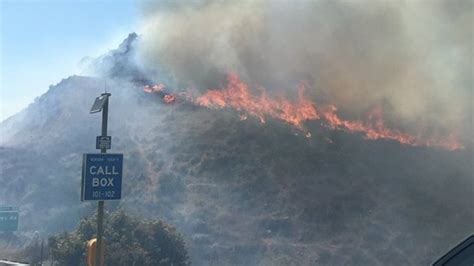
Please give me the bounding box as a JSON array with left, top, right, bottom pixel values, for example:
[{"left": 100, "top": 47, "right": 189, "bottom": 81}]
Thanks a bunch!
[{"left": 137, "top": 0, "right": 473, "bottom": 142}]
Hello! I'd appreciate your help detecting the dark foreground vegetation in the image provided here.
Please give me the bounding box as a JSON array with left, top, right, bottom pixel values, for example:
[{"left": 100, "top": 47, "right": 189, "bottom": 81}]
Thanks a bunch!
[{"left": 0, "top": 210, "right": 189, "bottom": 266}]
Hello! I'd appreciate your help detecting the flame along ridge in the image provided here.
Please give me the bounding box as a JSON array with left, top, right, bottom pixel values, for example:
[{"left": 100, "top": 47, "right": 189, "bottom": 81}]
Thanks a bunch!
[{"left": 146, "top": 73, "right": 464, "bottom": 151}]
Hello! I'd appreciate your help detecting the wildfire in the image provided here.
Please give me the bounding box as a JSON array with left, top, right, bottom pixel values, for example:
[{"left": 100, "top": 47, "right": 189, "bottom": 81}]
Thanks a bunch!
[
  {"left": 145, "top": 73, "right": 464, "bottom": 151},
  {"left": 163, "top": 94, "right": 176, "bottom": 104},
  {"left": 144, "top": 83, "right": 165, "bottom": 93},
  {"left": 195, "top": 73, "right": 319, "bottom": 129},
  {"left": 195, "top": 74, "right": 463, "bottom": 150},
  {"left": 144, "top": 83, "right": 176, "bottom": 104}
]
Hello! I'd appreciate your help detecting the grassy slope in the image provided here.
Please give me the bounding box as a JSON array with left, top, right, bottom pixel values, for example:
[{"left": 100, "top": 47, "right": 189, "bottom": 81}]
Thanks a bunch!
[{"left": 0, "top": 76, "right": 472, "bottom": 265}]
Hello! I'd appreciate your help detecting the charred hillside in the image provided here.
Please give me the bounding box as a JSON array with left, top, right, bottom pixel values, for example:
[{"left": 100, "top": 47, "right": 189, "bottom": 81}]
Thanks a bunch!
[
  {"left": 117, "top": 100, "right": 474, "bottom": 265},
  {"left": 0, "top": 34, "right": 472, "bottom": 265}
]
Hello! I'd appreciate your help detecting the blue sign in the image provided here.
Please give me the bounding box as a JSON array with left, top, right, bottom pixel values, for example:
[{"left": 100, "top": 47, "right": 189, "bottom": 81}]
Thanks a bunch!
[{"left": 82, "top": 154, "right": 123, "bottom": 201}]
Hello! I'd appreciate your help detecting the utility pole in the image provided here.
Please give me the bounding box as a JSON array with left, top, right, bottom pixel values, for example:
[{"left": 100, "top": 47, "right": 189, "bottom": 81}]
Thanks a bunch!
[
  {"left": 84, "top": 91, "right": 122, "bottom": 265},
  {"left": 40, "top": 239, "right": 44, "bottom": 266},
  {"left": 96, "top": 92, "right": 110, "bottom": 266}
]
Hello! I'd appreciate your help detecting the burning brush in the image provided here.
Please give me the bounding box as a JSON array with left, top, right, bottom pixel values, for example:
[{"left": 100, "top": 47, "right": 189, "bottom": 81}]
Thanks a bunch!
[
  {"left": 144, "top": 84, "right": 177, "bottom": 104},
  {"left": 145, "top": 73, "right": 464, "bottom": 151}
]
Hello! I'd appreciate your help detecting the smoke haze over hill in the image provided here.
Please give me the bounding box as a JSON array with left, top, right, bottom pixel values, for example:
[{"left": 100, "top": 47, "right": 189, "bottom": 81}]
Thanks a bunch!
[
  {"left": 0, "top": 2, "right": 473, "bottom": 265},
  {"left": 139, "top": 0, "right": 473, "bottom": 143}
]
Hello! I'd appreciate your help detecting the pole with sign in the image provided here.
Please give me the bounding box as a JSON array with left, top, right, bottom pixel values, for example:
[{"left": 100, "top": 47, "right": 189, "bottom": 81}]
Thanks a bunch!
[{"left": 82, "top": 92, "right": 123, "bottom": 266}]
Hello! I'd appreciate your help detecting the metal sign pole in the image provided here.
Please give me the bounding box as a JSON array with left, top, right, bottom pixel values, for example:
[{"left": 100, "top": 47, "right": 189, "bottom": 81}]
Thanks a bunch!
[{"left": 96, "top": 92, "right": 110, "bottom": 266}]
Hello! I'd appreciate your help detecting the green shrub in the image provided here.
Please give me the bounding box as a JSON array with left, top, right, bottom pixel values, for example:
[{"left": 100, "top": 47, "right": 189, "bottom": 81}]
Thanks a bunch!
[{"left": 48, "top": 210, "right": 189, "bottom": 266}]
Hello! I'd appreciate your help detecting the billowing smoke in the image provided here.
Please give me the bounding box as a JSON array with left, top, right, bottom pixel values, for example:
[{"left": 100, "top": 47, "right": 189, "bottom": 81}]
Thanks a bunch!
[{"left": 137, "top": 0, "right": 472, "bottom": 142}]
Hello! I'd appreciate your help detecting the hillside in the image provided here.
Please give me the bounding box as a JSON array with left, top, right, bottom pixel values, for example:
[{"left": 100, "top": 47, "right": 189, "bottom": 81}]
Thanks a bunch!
[{"left": 0, "top": 34, "right": 473, "bottom": 265}]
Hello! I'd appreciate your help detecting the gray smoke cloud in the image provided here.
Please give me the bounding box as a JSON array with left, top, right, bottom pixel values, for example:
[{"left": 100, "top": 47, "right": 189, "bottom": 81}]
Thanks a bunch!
[{"left": 137, "top": 0, "right": 473, "bottom": 142}]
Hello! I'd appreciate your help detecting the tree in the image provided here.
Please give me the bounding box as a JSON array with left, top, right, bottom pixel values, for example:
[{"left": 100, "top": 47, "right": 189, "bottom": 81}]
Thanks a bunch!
[
  {"left": 48, "top": 210, "right": 189, "bottom": 265},
  {"left": 49, "top": 232, "right": 83, "bottom": 266}
]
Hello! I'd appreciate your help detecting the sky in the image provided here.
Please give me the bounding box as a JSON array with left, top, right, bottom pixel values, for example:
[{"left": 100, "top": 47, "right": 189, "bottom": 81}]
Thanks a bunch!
[{"left": 0, "top": 0, "right": 139, "bottom": 121}]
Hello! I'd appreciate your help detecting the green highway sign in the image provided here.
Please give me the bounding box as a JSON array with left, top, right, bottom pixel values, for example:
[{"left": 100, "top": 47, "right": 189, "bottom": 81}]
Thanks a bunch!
[{"left": 0, "top": 207, "right": 19, "bottom": 231}]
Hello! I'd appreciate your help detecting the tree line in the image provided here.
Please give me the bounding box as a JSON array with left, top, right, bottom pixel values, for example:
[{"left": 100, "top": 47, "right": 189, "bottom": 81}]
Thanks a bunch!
[{"left": 0, "top": 210, "right": 189, "bottom": 266}]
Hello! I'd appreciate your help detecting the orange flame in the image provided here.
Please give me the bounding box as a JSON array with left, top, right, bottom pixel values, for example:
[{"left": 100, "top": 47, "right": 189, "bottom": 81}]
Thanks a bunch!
[
  {"left": 144, "top": 83, "right": 176, "bottom": 104},
  {"left": 194, "top": 73, "right": 464, "bottom": 151},
  {"left": 196, "top": 73, "right": 319, "bottom": 128},
  {"left": 163, "top": 94, "right": 176, "bottom": 104},
  {"left": 144, "top": 74, "right": 464, "bottom": 151},
  {"left": 144, "top": 83, "right": 165, "bottom": 93}
]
